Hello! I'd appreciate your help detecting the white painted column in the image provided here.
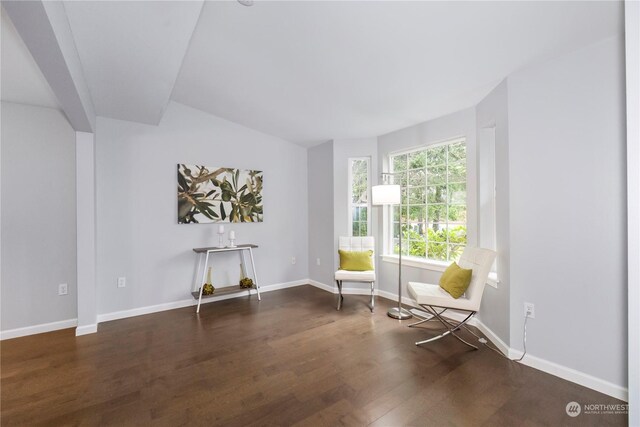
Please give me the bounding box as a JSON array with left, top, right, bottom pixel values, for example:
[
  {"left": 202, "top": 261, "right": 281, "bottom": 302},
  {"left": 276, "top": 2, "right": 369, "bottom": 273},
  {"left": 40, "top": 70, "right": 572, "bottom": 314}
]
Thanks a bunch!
[
  {"left": 626, "top": 0, "right": 640, "bottom": 421},
  {"left": 75, "top": 131, "right": 97, "bottom": 336}
]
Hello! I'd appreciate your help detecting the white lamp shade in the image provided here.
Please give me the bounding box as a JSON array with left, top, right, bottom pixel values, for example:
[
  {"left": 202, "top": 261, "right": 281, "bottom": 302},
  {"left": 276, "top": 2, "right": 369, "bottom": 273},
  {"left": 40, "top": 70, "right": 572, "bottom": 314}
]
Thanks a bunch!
[{"left": 372, "top": 184, "right": 401, "bottom": 205}]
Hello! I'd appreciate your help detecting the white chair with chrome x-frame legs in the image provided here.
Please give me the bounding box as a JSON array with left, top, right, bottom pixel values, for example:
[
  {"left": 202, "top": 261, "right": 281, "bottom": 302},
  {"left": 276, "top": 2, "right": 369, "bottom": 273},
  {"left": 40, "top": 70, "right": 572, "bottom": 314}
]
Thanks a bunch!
[
  {"left": 334, "top": 236, "right": 376, "bottom": 312},
  {"left": 407, "top": 247, "right": 496, "bottom": 349}
]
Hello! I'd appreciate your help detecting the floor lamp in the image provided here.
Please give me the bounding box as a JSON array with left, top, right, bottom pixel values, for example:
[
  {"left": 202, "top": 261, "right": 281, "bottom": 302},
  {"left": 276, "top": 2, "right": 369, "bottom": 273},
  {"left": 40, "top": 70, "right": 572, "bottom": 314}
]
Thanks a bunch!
[{"left": 372, "top": 177, "right": 413, "bottom": 320}]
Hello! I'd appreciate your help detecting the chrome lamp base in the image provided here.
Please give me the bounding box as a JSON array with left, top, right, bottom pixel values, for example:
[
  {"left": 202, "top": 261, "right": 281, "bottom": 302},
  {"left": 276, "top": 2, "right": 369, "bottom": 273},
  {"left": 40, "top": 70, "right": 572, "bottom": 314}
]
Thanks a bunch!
[{"left": 387, "top": 307, "right": 413, "bottom": 320}]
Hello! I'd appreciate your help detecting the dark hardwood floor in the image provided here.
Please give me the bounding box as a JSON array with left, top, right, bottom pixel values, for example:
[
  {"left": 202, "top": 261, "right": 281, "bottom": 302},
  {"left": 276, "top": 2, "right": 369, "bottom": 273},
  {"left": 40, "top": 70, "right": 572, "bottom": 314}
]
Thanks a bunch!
[{"left": 1, "top": 285, "right": 627, "bottom": 426}]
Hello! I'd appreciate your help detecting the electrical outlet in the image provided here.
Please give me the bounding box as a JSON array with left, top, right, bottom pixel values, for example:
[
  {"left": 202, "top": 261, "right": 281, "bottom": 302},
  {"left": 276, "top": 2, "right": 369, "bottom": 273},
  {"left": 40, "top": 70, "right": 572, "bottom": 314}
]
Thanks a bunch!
[
  {"left": 58, "top": 283, "right": 68, "bottom": 296},
  {"left": 524, "top": 302, "right": 535, "bottom": 318},
  {"left": 291, "top": 257, "right": 296, "bottom": 265},
  {"left": 316, "top": 258, "right": 321, "bottom": 266},
  {"left": 117, "top": 277, "right": 126, "bottom": 288}
]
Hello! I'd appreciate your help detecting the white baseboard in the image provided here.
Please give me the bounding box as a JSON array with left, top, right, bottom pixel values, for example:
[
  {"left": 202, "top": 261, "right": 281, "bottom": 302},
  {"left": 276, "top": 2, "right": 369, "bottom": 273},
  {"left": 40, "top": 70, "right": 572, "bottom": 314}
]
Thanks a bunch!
[
  {"left": 319, "top": 285, "right": 628, "bottom": 401},
  {"left": 1, "top": 280, "right": 309, "bottom": 339},
  {"left": 75, "top": 323, "right": 98, "bottom": 336},
  {"left": 473, "top": 319, "right": 510, "bottom": 356},
  {"left": 1, "top": 318, "right": 77, "bottom": 340},
  {"left": 509, "top": 349, "right": 628, "bottom": 402},
  {"left": 308, "top": 279, "right": 335, "bottom": 293},
  {"left": 378, "top": 289, "right": 411, "bottom": 305},
  {"left": 97, "top": 279, "right": 308, "bottom": 323},
  {"left": 97, "top": 298, "right": 195, "bottom": 323},
  {"left": 264, "top": 279, "right": 308, "bottom": 292}
]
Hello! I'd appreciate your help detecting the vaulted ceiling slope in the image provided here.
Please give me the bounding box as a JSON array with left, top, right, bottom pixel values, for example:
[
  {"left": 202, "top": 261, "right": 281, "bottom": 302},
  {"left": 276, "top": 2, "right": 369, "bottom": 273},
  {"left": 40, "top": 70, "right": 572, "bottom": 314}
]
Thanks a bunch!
[
  {"left": 2, "top": 1, "right": 623, "bottom": 146},
  {"left": 63, "top": 1, "right": 203, "bottom": 125},
  {"left": 1, "top": 8, "right": 59, "bottom": 110}
]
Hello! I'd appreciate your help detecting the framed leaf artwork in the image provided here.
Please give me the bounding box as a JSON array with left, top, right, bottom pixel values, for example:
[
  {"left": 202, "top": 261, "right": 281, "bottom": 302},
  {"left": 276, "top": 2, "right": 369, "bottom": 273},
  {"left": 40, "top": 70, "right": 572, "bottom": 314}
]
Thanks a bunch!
[{"left": 177, "top": 164, "right": 263, "bottom": 224}]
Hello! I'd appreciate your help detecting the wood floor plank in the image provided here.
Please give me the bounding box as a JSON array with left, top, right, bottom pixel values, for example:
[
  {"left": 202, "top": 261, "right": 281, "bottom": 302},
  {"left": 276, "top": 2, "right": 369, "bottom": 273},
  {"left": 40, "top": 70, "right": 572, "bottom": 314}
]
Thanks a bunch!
[
  {"left": 293, "top": 398, "right": 355, "bottom": 427},
  {"left": 1, "top": 285, "right": 627, "bottom": 426}
]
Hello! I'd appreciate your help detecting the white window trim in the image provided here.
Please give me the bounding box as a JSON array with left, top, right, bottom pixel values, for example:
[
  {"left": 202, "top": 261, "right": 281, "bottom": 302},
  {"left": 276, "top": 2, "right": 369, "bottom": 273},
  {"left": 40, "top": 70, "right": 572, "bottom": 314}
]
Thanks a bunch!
[
  {"left": 478, "top": 126, "right": 498, "bottom": 276},
  {"left": 347, "top": 157, "right": 371, "bottom": 237},
  {"left": 381, "top": 254, "right": 450, "bottom": 271},
  {"left": 388, "top": 136, "right": 466, "bottom": 158}
]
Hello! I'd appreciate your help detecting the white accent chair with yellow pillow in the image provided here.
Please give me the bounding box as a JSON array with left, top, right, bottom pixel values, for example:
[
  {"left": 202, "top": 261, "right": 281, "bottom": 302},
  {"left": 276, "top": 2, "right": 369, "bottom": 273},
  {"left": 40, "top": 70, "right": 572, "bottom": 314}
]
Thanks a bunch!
[
  {"left": 407, "top": 246, "right": 496, "bottom": 349},
  {"left": 334, "top": 236, "right": 376, "bottom": 312}
]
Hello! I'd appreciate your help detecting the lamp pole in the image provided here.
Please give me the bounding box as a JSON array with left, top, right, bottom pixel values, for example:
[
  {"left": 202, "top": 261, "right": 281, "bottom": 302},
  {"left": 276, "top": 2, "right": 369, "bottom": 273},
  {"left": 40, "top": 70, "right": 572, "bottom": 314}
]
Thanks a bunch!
[
  {"left": 372, "top": 173, "right": 412, "bottom": 320},
  {"left": 387, "top": 201, "right": 412, "bottom": 320}
]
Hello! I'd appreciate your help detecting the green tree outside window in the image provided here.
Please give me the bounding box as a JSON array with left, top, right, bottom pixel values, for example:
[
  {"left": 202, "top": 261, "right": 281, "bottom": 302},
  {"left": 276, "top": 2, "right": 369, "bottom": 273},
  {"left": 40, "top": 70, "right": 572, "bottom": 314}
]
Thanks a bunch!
[{"left": 390, "top": 139, "right": 467, "bottom": 262}]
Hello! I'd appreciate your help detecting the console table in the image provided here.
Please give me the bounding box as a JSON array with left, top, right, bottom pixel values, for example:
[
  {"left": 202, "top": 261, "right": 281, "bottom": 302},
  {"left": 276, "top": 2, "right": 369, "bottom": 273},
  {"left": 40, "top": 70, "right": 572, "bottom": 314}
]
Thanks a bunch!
[{"left": 192, "top": 244, "right": 260, "bottom": 313}]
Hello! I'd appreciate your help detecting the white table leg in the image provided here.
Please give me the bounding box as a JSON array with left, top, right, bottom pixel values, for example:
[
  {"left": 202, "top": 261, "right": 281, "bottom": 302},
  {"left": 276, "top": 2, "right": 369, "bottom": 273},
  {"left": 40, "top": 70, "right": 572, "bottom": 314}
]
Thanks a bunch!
[
  {"left": 196, "top": 251, "right": 210, "bottom": 313},
  {"left": 248, "top": 248, "right": 261, "bottom": 301},
  {"left": 194, "top": 253, "right": 204, "bottom": 292},
  {"left": 239, "top": 250, "right": 249, "bottom": 296}
]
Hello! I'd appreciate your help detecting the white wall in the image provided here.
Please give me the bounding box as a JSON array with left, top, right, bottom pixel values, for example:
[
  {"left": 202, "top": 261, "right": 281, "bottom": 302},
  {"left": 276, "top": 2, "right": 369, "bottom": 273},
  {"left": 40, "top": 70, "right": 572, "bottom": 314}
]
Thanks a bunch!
[
  {"left": 625, "top": 0, "right": 640, "bottom": 420},
  {"left": 1, "top": 102, "right": 77, "bottom": 331},
  {"left": 95, "top": 102, "right": 308, "bottom": 315},
  {"left": 475, "top": 80, "right": 511, "bottom": 345},
  {"left": 332, "top": 138, "right": 378, "bottom": 290},
  {"left": 507, "top": 36, "right": 626, "bottom": 389},
  {"left": 307, "top": 141, "right": 334, "bottom": 286},
  {"left": 376, "top": 108, "right": 477, "bottom": 296},
  {"left": 75, "top": 131, "right": 97, "bottom": 335}
]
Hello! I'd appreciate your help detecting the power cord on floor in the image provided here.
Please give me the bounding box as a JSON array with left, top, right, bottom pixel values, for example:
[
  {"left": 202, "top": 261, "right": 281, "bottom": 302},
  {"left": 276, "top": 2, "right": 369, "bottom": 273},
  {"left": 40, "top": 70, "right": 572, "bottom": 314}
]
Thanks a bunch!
[
  {"left": 410, "top": 308, "right": 529, "bottom": 362},
  {"left": 462, "top": 314, "right": 528, "bottom": 362}
]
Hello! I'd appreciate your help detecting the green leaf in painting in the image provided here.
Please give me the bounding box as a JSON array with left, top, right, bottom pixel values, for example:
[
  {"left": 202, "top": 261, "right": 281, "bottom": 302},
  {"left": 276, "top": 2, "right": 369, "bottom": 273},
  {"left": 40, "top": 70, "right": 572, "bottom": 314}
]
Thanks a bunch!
[
  {"left": 178, "top": 197, "right": 193, "bottom": 221},
  {"left": 241, "top": 193, "right": 257, "bottom": 205}
]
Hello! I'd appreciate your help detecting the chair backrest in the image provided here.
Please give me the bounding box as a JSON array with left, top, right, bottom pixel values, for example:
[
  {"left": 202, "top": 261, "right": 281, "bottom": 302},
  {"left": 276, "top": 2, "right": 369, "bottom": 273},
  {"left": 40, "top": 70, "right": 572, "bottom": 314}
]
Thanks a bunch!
[
  {"left": 457, "top": 247, "right": 497, "bottom": 310},
  {"left": 338, "top": 236, "right": 375, "bottom": 270}
]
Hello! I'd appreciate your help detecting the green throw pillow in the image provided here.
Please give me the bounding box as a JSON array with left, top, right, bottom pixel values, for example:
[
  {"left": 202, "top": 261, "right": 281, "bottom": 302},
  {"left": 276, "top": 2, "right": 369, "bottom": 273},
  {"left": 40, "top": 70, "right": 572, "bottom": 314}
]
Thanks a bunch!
[
  {"left": 439, "top": 262, "right": 472, "bottom": 299},
  {"left": 338, "top": 250, "right": 374, "bottom": 271}
]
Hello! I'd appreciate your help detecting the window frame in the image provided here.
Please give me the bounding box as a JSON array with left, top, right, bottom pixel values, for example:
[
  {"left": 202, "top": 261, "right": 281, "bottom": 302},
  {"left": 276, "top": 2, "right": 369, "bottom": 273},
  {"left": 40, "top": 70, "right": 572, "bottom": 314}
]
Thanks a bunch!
[
  {"left": 386, "top": 136, "right": 468, "bottom": 263},
  {"left": 478, "top": 127, "right": 499, "bottom": 287},
  {"left": 348, "top": 157, "right": 371, "bottom": 237}
]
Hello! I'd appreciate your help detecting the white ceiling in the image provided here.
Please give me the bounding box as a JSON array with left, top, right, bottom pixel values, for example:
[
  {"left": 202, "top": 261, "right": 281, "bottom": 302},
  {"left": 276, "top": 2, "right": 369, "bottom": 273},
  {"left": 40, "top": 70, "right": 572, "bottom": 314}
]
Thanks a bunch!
[
  {"left": 1, "top": 8, "right": 60, "bottom": 110},
  {"left": 173, "top": 1, "right": 622, "bottom": 146},
  {"left": 63, "top": 1, "right": 203, "bottom": 125},
  {"left": 3, "top": 1, "right": 623, "bottom": 146}
]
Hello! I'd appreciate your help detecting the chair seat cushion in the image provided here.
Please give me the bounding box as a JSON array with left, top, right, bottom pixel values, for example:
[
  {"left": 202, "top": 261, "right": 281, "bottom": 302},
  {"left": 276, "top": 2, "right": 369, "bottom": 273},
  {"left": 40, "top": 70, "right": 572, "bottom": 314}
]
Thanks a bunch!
[
  {"left": 335, "top": 269, "right": 375, "bottom": 282},
  {"left": 408, "top": 281, "right": 479, "bottom": 312}
]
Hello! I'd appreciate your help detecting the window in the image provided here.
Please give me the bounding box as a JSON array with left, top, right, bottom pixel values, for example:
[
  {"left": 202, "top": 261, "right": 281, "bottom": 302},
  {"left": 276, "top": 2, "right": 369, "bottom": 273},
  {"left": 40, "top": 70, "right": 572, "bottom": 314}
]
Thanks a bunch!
[
  {"left": 390, "top": 138, "right": 466, "bottom": 261},
  {"left": 349, "top": 158, "right": 370, "bottom": 236}
]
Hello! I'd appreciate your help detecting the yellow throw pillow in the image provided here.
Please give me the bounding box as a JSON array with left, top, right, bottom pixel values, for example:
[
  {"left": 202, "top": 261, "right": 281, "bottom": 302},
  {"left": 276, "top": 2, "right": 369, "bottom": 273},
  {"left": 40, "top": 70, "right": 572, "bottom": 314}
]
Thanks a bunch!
[
  {"left": 338, "top": 250, "right": 374, "bottom": 271},
  {"left": 439, "top": 262, "right": 472, "bottom": 299}
]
